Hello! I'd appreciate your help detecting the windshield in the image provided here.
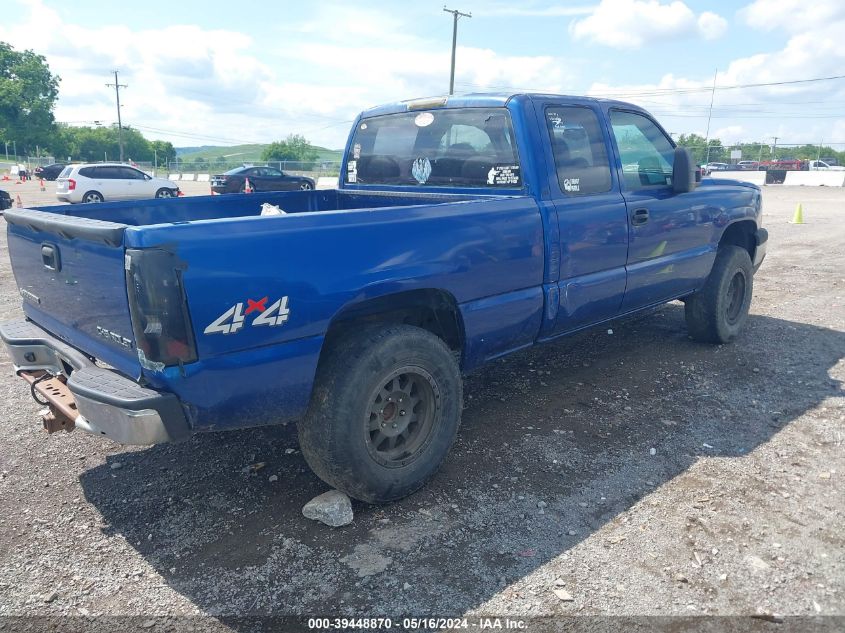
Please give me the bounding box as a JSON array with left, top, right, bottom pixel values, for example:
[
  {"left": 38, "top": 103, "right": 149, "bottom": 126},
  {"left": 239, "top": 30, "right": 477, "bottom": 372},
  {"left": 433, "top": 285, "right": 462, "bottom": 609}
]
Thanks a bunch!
[{"left": 345, "top": 107, "right": 522, "bottom": 188}]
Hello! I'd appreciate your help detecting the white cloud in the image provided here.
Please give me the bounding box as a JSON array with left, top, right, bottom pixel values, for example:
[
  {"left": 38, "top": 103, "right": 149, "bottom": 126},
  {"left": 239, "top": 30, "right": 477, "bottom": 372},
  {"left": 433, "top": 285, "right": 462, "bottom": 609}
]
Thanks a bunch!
[
  {"left": 697, "top": 11, "right": 728, "bottom": 40},
  {"left": 741, "top": 0, "right": 845, "bottom": 33},
  {"left": 0, "top": 0, "right": 580, "bottom": 150},
  {"left": 569, "top": 0, "right": 728, "bottom": 49}
]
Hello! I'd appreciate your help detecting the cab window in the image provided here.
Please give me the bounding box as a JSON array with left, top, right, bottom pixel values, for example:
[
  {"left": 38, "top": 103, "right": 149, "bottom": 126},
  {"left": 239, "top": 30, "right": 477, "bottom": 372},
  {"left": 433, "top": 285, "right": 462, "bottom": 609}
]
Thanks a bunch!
[
  {"left": 610, "top": 110, "right": 675, "bottom": 190},
  {"left": 545, "top": 106, "right": 612, "bottom": 195},
  {"left": 348, "top": 107, "right": 521, "bottom": 188}
]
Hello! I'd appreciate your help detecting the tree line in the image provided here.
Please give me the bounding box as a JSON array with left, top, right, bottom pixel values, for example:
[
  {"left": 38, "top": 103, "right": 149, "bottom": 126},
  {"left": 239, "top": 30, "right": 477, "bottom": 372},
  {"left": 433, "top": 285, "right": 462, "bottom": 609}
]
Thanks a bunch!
[
  {"left": 2, "top": 41, "right": 324, "bottom": 168},
  {"left": 675, "top": 133, "right": 845, "bottom": 166}
]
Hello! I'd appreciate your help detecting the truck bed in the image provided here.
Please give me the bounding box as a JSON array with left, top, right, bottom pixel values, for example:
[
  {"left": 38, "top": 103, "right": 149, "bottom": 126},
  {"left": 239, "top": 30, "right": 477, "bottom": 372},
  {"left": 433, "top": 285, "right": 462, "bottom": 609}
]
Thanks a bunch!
[
  {"left": 27, "top": 189, "right": 492, "bottom": 226},
  {"left": 5, "top": 189, "right": 544, "bottom": 432}
]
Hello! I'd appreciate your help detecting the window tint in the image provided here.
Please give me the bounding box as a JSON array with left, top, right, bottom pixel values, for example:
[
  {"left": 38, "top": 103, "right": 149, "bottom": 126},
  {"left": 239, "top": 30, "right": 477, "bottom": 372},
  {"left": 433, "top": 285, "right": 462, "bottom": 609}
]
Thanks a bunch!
[
  {"left": 610, "top": 110, "right": 675, "bottom": 190},
  {"left": 97, "top": 166, "right": 123, "bottom": 179},
  {"left": 263, "top": 167, "right": 283, "bottom": 177},
  {"left": 78, "top": 166, "right": 98, "bottom": 178},
  {"left": 347, "top": 107, "right": 521, "bottom": 188},
  {"left": 121, "top": 167, "right": 146, "bottom": 180},
  {"left": 59, "top": 166, "right": 73, "bottom": 178},
  {"left": 545, "top": 106, "right": 612, "bottom": 195}
]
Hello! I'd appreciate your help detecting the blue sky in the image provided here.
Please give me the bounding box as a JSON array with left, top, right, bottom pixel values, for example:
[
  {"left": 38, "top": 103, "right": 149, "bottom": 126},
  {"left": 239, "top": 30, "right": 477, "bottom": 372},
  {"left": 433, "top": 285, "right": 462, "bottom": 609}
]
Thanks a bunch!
[{"left": 2, "top": 0, "right": 844, "bottom": 150}]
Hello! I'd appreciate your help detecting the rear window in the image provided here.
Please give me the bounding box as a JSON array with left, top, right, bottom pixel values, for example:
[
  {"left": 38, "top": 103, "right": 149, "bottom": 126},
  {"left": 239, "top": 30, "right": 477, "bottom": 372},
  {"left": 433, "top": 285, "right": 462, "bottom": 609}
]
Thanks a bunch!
[
  {"left": 346, "top": 107, "right": 521, "bottom": 188},
  {"left": 59, "top": 166, "right": 73, "bottom": 178}
]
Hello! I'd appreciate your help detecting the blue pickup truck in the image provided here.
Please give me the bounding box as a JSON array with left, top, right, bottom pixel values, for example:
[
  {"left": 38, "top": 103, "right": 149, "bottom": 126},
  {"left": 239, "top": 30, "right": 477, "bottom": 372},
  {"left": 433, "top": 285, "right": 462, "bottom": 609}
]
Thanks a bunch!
[{"left": 1, "top": 94, "right": 766, "bottom": 503}]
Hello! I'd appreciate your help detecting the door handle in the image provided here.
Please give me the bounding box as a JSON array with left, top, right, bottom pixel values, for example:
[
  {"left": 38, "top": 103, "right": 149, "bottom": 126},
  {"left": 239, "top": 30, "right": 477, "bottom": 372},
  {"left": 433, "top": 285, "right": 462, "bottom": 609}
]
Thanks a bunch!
[{"left": 632, "top": 208, "right": 649, "bottom": 226}]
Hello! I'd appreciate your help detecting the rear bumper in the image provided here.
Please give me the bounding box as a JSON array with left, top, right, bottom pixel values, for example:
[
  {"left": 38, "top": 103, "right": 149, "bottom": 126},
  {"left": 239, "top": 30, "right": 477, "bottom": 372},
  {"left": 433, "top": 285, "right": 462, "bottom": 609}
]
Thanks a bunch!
[
  {"left": 0, "top": 320, "right": 190, "bottom": 445},
  {"left": 753, "top": 227, "right": 768, "bottom": 271}
]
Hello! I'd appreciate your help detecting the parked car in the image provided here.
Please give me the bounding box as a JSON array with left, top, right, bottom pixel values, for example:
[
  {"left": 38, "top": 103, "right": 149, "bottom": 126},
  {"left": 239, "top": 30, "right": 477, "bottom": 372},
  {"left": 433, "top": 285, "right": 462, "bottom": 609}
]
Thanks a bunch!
[
  {"left": 807, "top": 160, "right": 845, "bottom": 171},
  {"left": 210, "top": 166, "right": 315, "bottom": 194},
  {"left": 1, "top": 93, "right": 766, "bottom": 504},
  {"left": 33, "top": 163, "right": 67, "bottom": 181},
  {"left": 55, "top": 163, "right": 179, "bottom": 203},
  {"left": 736, "top": 160, "right": 759, "bottom": 170},
  {"left": 704, "top": 162, "right": 730, "bottom": 174}
]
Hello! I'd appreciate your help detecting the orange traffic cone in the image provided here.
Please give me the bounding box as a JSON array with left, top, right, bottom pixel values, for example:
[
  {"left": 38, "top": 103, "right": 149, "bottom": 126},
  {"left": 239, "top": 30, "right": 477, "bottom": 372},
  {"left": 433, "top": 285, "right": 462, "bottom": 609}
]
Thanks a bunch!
[
  {"left": 2, "top": 174, "right": 8, "bottom": 181},
  {"left": 244, "top": 178, "right": 253, "bottom": 194},
  {"left": 15, "top": 195, "right": 23, "bottom": 208},
  {"left": 39, "top": 178, "right": 45, "bottom": 191}
]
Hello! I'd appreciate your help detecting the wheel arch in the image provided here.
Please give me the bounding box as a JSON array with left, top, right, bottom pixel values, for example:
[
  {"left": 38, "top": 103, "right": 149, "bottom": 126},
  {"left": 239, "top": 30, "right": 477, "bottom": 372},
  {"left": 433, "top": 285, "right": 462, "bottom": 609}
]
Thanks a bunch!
[
  {"left": 718, "top": 219, "right": 757, "bottom": 262},
  {"left": 321, "top": 288, "right": 465, "bottom": 366}
]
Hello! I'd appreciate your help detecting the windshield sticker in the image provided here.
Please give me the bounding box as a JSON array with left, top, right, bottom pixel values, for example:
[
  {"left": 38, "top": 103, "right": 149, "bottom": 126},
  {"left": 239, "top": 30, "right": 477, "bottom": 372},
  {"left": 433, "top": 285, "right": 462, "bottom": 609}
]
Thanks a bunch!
[
  {"left": 412, "top": 157, "right": 432, "bottom": 184},
  {"left": 486, "top": 164, "right": 520, "bottom": 186},
  {"left": 414, "top": 112, "right": 435, "bottom": 127},
  {"left": 547, "top": 112, "right": 564, "bottom": 128},
  {"left": 353, "top": 143, "right": 361, "bottom": 159},
  {"left": 347, "top": 160, "right": 357, "bottom": 183},
  {"left": 563, "top": 178, "right": 580, "bottom": 193}
]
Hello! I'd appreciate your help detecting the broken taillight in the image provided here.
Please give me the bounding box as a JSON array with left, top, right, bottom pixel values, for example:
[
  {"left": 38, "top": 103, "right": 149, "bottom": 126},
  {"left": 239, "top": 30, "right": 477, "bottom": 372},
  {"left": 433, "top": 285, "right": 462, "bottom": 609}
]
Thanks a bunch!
[{"left": 125, "top": 249, "right": 197, "bottom": 367}]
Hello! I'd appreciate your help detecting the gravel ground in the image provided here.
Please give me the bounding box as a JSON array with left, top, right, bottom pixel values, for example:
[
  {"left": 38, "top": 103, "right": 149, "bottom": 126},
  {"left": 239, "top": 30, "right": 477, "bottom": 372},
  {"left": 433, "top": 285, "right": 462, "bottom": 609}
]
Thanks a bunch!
[{"left": 0, "top": 185, "right": 842, "bottom": 629}]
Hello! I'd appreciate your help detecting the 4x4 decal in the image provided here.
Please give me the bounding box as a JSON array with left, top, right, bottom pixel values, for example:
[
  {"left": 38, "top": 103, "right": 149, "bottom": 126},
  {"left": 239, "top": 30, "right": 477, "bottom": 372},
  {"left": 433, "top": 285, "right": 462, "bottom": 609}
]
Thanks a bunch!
[{"left": 204, "top": 296, "right": 290, "bottom": 335}]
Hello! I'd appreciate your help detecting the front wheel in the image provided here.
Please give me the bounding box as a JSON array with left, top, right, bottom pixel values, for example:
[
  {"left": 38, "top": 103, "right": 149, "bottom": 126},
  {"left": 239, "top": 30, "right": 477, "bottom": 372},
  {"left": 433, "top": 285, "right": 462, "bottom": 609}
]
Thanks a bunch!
[
  {"left": 685, "top": 245, "right": 753, "bottom": 343},
  {"left": 300, "top": 181, "right": 313, "bottom": 191},
  {"left": 298, "top": 324, "right": 462, "bottom": 503},
  {"left": 155, "top": 188, "right": 175, "bottom": 198}
]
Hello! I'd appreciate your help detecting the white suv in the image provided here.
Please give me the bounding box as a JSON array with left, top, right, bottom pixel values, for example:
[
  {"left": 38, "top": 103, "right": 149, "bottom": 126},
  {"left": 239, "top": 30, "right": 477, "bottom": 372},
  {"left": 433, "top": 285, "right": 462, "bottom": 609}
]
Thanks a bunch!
[{"left": 56, "top": 164, "right": 179, "bottom": 204}]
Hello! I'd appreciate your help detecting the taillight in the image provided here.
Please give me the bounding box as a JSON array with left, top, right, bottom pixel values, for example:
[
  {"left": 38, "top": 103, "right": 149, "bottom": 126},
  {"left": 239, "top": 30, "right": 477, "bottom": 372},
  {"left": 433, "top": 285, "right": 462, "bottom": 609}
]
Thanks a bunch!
[
  {"left": 68, "top": 179, "right": 76, "bottom": 191},
  {"left": 125, "top": 249, "right": 197, "bottom": 367}
]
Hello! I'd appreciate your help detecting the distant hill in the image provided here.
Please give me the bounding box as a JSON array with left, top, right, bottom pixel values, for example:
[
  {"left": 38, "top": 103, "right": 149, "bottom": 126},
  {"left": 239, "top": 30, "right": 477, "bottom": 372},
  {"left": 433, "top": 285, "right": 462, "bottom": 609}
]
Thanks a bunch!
[{"left": 175, "top": 144, "right": 343, "bottom": 165}]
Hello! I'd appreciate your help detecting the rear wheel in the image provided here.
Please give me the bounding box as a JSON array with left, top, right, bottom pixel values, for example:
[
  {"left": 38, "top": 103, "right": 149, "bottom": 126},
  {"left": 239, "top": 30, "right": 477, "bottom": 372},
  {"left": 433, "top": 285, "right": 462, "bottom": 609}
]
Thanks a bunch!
[
  {"left": 82, "top": 191, "right": 104, "bottom": 203},
  {"left": 685, "top": 245, "right": 753, "bottom": 343},
  {"left": 155, "top": 188, "right": 175, "bottom": 198},
  {"left": 298, "top": 324, "right": 462, "bottom": 503}
]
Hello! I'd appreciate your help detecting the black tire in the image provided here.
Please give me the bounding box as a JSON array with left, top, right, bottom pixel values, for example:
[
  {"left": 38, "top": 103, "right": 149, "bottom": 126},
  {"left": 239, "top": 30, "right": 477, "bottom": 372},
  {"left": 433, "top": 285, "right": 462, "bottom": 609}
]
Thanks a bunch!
[
  {"left": 299, "top": 324, "right": 462, "bottom": 503},
  {"left": 81, "top": 191, "right": 104, "bottom": 203},
  {"left": 685, "top": 245, "right": 753, "bottom": 343},
  {"left": 300, "top": 181, "right": 313, "bottom": 191},
  {"left": 155, "top": 188, "right": 175, "bottom": 199}
]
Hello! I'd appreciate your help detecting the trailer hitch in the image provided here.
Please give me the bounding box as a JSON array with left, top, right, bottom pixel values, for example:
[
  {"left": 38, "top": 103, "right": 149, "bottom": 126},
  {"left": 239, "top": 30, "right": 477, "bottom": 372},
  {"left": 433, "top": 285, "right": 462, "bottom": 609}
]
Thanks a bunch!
[{"left": 18, "top": 370, "right": 79, "bottom": 434}]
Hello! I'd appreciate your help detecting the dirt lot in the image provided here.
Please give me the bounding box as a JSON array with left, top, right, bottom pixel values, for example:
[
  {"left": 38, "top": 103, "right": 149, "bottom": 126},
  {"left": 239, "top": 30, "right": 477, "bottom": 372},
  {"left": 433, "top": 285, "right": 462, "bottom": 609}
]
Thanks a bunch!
[{"left": 0, "top": 185, "right": 842, "bottom": 629}]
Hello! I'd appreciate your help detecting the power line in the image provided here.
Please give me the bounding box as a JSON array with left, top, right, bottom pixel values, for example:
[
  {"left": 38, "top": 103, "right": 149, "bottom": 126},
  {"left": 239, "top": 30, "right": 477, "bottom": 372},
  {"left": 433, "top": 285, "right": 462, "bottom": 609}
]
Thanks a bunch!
[
  {"left": 105, "top": 71, "right": 127, "bottom": 162},
  {"left": 453, "top": 72, "right": 845, "bottom": 98}
]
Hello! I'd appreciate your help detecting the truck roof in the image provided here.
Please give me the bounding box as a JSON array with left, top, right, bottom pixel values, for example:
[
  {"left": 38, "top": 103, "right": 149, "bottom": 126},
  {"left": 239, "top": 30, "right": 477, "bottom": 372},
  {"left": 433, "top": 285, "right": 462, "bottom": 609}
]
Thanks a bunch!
[{"left": 360, "top": 92, "right": 643, "bottom": 118}]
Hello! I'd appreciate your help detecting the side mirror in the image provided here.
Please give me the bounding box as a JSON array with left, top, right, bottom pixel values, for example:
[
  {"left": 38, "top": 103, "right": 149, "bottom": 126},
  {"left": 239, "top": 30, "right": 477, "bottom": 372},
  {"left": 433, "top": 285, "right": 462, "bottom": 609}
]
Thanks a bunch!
[{"left": 672, "top": 146, "right": 697, "bottom": 194}]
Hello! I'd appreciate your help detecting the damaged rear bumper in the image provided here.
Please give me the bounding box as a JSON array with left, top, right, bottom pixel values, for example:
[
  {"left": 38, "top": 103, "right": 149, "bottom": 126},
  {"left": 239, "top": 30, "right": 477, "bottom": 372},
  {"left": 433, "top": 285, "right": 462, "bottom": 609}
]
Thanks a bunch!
[{"left": 0, "top": 320, "right": 190, "bottom": 445}]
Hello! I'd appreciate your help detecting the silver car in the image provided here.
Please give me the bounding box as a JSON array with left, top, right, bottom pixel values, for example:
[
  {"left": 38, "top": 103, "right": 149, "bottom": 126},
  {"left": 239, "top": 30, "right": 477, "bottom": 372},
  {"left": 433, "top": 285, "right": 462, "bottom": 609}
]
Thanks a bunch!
[{"left": 56, "top": 164, "right": 179, "bottom": 204}]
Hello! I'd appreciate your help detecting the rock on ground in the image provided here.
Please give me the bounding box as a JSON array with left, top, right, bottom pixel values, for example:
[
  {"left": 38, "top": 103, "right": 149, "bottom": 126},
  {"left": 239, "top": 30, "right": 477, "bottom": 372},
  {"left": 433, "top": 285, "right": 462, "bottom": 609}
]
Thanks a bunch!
[{"left": 302, "top": 489, "right": 354, "bottom": 527}]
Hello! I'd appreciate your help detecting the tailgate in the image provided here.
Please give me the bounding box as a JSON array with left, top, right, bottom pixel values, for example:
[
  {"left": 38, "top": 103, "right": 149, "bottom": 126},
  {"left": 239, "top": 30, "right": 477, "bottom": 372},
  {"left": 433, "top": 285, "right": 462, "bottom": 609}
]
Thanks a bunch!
[{"left": 4, "top": 208, "right": 140, "bottom": 377}]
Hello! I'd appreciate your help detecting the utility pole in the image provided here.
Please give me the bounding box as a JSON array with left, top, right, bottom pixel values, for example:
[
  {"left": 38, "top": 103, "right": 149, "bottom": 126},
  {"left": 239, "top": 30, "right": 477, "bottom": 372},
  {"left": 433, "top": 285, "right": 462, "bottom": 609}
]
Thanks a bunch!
[
  {"left": 106, "top": 71, "right": 128, "bottom": 162},
  {"left": 443, "top": 6, "right": 471, "bottom": 95},
  {"left": 703, "top": 69, "right": 717, "bottom": 165},
  {"left": 771, "top": 136, "right": 779, "bottom": 161}
]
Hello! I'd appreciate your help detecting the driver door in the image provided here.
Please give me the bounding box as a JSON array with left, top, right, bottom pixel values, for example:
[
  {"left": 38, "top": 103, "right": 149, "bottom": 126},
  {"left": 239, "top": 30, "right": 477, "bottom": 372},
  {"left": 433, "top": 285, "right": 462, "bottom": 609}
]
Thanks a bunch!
[{"left": 610, "top": 110, "right": 716, "bottom": 312}]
